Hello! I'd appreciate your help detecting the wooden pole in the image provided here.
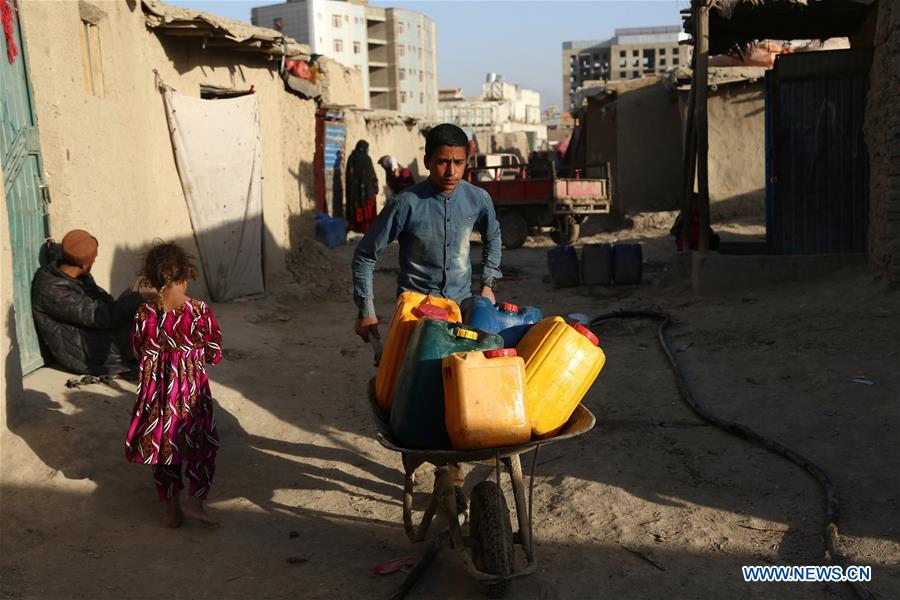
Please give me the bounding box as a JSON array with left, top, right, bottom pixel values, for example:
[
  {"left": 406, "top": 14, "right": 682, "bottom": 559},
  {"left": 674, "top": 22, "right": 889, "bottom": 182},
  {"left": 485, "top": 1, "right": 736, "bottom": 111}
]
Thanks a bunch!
[
  {"left": 695, "top": 0, "right": 711, "bottom": 254},
  {"left": 680, "top": 32, "right": 698, "bottom": 250}
]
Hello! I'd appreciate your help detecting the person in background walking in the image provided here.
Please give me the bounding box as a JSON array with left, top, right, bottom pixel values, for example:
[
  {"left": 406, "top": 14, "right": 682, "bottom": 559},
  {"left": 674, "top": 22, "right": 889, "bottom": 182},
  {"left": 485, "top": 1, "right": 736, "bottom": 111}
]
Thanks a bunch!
[
  {"left": 124, "top": 242, "right": 223, "bottom": 528},
  {"left": 345, "top": 140, "right": 378, "bottom": 233}
]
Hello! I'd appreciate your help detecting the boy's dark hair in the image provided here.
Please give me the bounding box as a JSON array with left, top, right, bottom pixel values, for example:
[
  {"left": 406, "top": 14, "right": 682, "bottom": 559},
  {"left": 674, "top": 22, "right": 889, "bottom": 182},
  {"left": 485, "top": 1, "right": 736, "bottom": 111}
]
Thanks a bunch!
[
  {"left": 425, "top": 123, "right": 469, "bottom": 160},
  {"left": 140, "top": 241, "right": 197, "bottom": 290}
]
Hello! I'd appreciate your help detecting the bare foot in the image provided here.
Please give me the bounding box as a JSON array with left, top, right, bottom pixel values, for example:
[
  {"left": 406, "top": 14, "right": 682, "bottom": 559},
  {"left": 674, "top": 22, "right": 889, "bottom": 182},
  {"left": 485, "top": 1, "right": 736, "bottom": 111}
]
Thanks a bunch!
[
  {"left": 182, "top": 496, "right": 219, "bottom": 526},
  {"left": 165, "top": 496, "right": 183, "bottom": 529}
]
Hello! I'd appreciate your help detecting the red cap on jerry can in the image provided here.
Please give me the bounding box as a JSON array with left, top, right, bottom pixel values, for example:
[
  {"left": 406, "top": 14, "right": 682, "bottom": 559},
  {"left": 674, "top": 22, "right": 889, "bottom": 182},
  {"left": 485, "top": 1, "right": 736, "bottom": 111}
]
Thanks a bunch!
[
  {"left": 498, "top": 302, "right": 519, "bottom": 313},
  {"left": 484, "top": 349, "right": 517, "bottom": 358},
  {"left": 572, "top": 323, "right": 599, "bottom": 346},
  {"left": 413, "top": 304, "right": 450, "bottom": 321}
]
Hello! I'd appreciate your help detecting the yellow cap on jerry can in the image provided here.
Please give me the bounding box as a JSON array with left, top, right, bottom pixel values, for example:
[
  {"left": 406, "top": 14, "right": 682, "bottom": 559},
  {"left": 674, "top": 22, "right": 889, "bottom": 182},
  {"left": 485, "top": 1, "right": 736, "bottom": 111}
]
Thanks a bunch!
[{"left": 455, "top": 327, "right": 478, "bottom": 341}]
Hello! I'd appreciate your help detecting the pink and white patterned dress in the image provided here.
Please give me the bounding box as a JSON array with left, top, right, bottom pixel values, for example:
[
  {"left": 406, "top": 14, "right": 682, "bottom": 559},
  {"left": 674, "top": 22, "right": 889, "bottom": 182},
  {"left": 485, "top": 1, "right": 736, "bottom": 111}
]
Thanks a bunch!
[{"left": 124, "top": 298, "right": 222, "bottom": 500}]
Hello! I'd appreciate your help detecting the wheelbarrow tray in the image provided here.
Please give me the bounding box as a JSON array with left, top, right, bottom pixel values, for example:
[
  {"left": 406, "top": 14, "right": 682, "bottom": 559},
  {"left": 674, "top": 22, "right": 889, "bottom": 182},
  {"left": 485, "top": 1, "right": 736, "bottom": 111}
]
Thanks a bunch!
[{"left": 370, "top": 398, "right": 596, "bottom": 464}]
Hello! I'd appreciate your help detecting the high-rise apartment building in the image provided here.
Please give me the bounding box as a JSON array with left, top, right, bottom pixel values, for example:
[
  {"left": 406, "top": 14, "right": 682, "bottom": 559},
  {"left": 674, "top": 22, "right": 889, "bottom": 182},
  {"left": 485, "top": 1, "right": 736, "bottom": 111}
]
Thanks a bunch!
[
  {"left": 563, "top": 26, "right": 691, "bottom": 111},
  {"left": 251, "top": 0, "right": 437, "bottom": 117}
]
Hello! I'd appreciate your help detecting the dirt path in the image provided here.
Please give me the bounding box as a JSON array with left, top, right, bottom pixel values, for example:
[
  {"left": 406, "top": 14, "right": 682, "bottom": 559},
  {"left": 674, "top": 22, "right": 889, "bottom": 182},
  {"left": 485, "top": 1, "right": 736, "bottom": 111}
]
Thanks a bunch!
[{"left": 2, "top": 224, "right": 898, "bottom": 599}]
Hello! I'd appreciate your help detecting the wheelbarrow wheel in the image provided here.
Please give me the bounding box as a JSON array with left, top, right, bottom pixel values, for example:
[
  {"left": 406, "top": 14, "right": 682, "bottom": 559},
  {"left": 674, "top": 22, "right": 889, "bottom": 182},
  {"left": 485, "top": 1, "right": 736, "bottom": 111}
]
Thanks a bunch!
[{"left": 469, "top": 481, "right": 514, "bottom": 598}]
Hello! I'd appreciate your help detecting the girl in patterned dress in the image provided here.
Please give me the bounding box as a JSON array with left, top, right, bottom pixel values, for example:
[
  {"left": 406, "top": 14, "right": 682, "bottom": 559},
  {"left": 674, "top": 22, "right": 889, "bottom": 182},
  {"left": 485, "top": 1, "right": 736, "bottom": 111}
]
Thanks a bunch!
[{"left": 125, "top": 243, "right": 222, "bottom": 528}]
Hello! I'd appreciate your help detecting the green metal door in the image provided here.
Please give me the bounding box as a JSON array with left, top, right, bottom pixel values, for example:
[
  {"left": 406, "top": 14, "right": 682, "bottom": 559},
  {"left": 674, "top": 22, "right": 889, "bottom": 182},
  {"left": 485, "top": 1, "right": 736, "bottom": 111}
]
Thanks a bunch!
[{"left": 2, "top": 2, "right": 48, "bottom": 374}]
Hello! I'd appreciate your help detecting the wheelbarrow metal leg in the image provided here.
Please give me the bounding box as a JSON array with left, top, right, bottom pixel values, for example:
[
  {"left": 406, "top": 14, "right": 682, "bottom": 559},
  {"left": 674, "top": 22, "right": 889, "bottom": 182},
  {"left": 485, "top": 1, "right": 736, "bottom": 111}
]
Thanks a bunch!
[
  {"left": 505, "top": 454, "right": 534, "bottom": 561},
  {"left": 436, "top": 466, "right": 466, "bottom": 550},
  {"left": 402, "top": 454, "right": 431, "bottom": 542}
]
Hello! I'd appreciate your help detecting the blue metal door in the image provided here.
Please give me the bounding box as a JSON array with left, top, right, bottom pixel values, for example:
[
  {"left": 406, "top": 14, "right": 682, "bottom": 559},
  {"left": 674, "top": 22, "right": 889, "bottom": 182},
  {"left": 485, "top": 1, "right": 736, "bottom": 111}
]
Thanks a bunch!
[
  {"left": 324, "top": 118, "right": 345, "bottom": 217},
  {"left": 2, "top": 2, "right": 48, "bottom": 374},
  {"left": 765, "top": 50, "right": 871, "bottom": 255}
]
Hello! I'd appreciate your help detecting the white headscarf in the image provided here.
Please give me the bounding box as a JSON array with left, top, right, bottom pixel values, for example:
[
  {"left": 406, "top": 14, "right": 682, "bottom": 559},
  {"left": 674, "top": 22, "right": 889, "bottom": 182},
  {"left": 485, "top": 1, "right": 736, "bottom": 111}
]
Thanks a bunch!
[{"left": 378, "top": 155, "right": 399, "bottom": 172}]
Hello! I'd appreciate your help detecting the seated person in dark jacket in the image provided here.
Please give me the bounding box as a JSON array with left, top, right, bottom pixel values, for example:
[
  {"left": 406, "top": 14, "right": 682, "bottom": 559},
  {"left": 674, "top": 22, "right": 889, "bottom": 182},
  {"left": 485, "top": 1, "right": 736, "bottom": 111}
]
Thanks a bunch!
[{"left": 31, "top": 229, "right": 148, "bottom": 375}]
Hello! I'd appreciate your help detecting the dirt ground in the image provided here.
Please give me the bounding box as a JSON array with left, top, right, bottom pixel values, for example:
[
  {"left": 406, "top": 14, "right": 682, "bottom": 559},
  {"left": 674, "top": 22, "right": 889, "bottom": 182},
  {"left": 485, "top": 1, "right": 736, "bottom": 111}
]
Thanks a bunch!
[{"left": 2, "top": 219, "right": 898, "bottom": 599}]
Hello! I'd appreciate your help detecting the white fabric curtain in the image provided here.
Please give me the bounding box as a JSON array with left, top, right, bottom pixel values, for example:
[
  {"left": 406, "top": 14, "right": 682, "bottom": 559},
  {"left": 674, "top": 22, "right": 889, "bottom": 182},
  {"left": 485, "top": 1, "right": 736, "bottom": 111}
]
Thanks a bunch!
[{"left": 163, "top": 90, "right": 264, "bottom": 301}]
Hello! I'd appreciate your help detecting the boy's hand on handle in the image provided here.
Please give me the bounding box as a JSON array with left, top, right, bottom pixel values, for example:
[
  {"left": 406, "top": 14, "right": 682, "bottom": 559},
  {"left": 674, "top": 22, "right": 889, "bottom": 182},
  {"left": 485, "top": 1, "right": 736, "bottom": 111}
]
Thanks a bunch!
[
  {"left": 480, "top": 286, "right": 496, "bottom": 304},
  {"left": 355, "top": 316, "right": 381, "bottom": 343}
]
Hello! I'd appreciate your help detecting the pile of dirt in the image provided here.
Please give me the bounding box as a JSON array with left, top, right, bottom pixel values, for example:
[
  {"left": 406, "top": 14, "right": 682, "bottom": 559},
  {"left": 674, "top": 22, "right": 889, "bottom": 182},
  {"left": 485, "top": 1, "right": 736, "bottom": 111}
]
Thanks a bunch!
[{"left": 286, "top": 235, "right": 352, "bottom": 300}]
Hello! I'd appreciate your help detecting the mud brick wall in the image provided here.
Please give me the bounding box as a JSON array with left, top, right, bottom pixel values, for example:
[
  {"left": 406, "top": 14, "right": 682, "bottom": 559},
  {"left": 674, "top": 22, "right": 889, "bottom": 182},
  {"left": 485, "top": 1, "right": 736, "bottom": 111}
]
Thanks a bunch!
[{"left": 864, "top": 0, "right": 900, "bottom": 282}]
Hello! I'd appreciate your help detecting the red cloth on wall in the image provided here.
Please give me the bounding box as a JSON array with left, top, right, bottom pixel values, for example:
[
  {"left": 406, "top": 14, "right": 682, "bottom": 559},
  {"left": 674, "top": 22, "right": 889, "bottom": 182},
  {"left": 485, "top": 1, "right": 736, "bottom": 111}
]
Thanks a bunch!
[{"left": 2, "top": 0, "right": 19, "bottom": 64}]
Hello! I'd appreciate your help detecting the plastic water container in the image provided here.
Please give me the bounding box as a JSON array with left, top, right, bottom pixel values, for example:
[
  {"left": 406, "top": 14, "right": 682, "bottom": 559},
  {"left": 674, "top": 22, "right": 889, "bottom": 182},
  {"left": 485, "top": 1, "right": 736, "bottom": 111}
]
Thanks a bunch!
[
  {"left": 460, "top": 296, "right": 542, "bottom": 348},
  {"left": 315, "top": 212, "right": 348, "bottom": 248},
  {"left": 612, "top": 244, "right": 643, "bottom": 285},
  {"left": 581, "top": 243, "right": 613, "bottom": 285},
  {"left": 374, "top": 292, "right": 462, "bottom": 412},
  {"left": 517, "top": 317, "right": 606, "bottom": 438},
  {"left": 443, "top": 349, "right": 530, "bottom": 450},
  {"left": 547, "top": 246, "right": 580, "bottom": 288},
  {"left": 391, "top": 319, "right": 503, "bottom": 449}
]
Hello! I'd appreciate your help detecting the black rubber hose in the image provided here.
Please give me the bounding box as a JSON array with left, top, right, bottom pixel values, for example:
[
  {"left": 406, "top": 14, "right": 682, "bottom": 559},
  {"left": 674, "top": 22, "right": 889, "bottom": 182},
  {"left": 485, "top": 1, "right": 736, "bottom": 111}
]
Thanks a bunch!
[{"left": 588, "top": 310, "right": 874, "bottom": 600}]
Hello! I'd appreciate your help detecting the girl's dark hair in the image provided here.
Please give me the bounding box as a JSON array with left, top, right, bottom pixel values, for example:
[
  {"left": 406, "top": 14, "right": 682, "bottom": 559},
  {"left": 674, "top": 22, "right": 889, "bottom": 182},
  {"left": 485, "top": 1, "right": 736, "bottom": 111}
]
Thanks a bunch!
[
  {"left": 140, "top": 241, "right": 197, "bottom": 290},
  {"left": 424, "top": 123, "right": 469, "bottom": 160}
]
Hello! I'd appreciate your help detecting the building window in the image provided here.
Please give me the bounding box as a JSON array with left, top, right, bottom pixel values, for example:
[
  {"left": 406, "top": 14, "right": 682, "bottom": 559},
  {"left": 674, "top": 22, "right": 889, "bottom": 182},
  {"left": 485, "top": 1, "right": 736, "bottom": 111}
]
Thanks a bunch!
[
  {"left": 619, "top": 71, "right": 625, "bottom": 79},
  {"left": 400, "top": 45, "right": 405, "bottom": 56},
  {"left": 419, "top": 70, "right": 424, "bottom": 82},
  {"left": 353, "top": 41, "right": 361, "bottom": 54},
  {"left": 619, "top": 50, "right": 626, "bottom": 57},
  {"left": 79, "top": 19, "right": 104, "bottom": 97},
  {"left": 332, "top": 15, "right": 341, "bottom": 27},
  {"left": 334, "top": 39, "right": 343, "bottom": 52},
  {"left": 273, "top": 18, "right": 283, "bottom": 31},
  {"left": 673, "top": 56, "right": 680, "bottom": 65},
  {"left": 618, "top": 58, "right": 626, "bottom": 67},
  {"left": 344, "top": 14, "right": 349, "bottom": 22},
  {"left": 398, "top": 21, "right": 405, "bottom": 34},
  {"left": 418, "top": 47, "right": 423, "bottom": 59},
  {"left": 632, "top": 58, "right": 639, "bottom": 67},
  {"left": 632, "top": 50, "right": 639, "bottom": 56},
  {"left": 419, "top": 92, "right": 424, "bottom": 103},
  {"left": 659, "top": 48, "right": 667, "bottom": 55},
  {"left": 399, "top": 68, "right": 406, "bottom": 80},
  {"left": 659, "top": 58, "right": 666, "bottom": 66},
  {"left": 401, "top": 91, "right": 407, "bottom": 103}
]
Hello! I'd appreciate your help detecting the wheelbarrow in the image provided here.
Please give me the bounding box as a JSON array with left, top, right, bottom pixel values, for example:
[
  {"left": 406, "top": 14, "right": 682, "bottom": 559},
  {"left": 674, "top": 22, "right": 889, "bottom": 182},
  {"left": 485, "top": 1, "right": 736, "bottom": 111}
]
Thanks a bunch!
[{"left": 366, "top": 366, "right": 596, "bottom": 597}]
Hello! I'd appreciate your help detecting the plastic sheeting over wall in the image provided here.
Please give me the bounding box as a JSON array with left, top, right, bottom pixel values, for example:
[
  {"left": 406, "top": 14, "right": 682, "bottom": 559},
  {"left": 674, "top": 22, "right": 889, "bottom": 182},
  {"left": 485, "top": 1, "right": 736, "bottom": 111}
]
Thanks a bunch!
[{"left": 163, "top": 90, "right": 265, "bottom": 301}]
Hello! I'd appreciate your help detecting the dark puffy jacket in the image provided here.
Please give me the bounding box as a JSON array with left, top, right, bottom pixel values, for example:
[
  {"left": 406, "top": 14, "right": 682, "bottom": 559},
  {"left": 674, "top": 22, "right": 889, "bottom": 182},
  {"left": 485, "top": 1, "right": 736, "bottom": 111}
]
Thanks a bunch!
[{"left": 31, "top": 243, "right": 143, "bottom": 375}]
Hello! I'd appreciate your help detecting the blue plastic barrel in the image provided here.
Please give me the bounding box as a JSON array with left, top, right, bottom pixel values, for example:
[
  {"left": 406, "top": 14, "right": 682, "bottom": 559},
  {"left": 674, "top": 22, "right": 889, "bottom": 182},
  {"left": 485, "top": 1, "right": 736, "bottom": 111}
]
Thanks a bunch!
[
  {"left": 315, "top": 212, "right": 348, "bottom": 248},
  {"left": 547, "top": 246, "right": 580, "bottom": 288},
  {"left": 612, "top": 244, "right": 643, "bottom": 284},
  {"left": 581, "top": 243, "right": 613, "bottom": 285}
]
